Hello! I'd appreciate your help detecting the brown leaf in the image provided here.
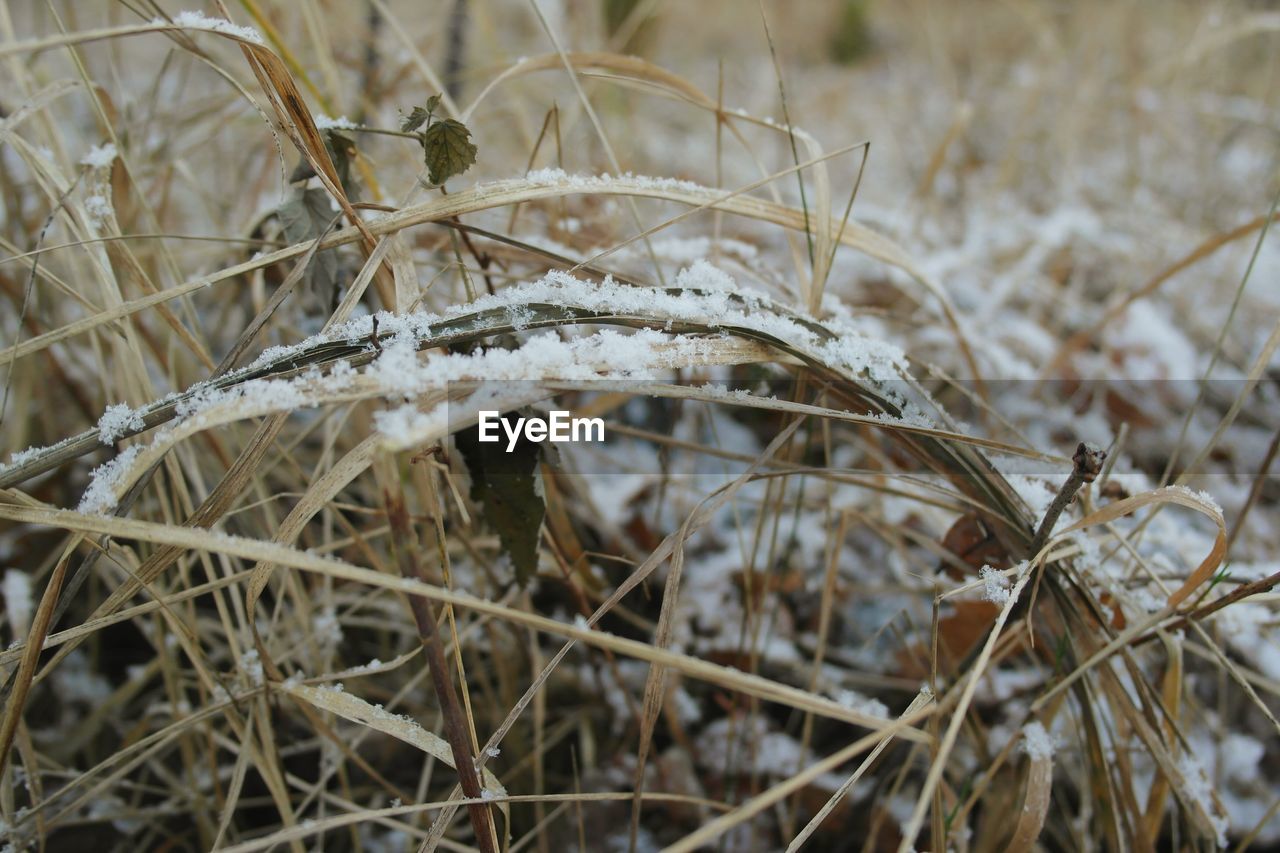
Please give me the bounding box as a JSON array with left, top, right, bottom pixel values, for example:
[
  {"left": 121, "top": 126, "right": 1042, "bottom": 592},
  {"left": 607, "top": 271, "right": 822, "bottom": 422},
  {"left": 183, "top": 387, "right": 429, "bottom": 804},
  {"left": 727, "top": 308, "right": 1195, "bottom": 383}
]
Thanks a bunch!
[{"left": 938, "top": 512, "right": 1011, "bottom": 580}]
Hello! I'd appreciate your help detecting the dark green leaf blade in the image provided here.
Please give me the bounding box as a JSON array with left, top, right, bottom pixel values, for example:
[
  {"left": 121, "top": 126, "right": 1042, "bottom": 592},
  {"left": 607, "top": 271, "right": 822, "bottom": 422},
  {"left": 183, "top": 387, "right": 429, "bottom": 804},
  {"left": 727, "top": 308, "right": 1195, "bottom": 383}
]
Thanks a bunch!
[
  {"left": 453, "top": 414, "right": 545, "bottom": 587},
  {"left": 421, "top": 118, "right": 477, "bottom": 186}
]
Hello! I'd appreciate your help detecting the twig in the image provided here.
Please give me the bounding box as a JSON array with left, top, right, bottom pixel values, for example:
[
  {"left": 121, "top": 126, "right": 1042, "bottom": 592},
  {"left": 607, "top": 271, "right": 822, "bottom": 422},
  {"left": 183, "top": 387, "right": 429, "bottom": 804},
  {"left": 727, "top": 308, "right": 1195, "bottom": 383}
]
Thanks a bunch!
[
  {"left": 1028, "top": 442, "right": 1106, "bottom": 557},
  {"left": 1133, "top": 569, "right": 1280, "bottom": 647},
  {"left": 383, "top": 472, "right": 497, "bottom": 853}
]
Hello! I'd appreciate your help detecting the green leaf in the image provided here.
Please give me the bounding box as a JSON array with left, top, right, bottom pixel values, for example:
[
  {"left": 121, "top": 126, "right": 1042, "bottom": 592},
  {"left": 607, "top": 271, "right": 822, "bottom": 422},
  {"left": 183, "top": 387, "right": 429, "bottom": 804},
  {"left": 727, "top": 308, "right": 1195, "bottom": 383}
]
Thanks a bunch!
[
  {"left": 453, "top": 412, "right": 545, "bottom": 587},
  {"left": 400, "top": 106, "right": 430, "bottom": 133},
  {"left": 425, "top": 93, "right": 442, "bottom": 115},
  {"left": 275, "top": 187, "right": 342, "bottom": 310},
  {"left": 421, "top": 118, "right": 477, "bottom": 186}
]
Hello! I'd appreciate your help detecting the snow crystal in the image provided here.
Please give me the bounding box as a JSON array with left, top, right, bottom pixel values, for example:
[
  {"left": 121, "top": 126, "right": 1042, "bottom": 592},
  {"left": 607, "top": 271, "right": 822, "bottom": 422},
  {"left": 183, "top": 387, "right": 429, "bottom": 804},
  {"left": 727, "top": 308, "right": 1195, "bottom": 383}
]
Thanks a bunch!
[
  {"left": 1007, "top": 475, "right": 1058, "bottom": 532},
  {"left": 312, "top": 606, "right": 343, "bottom": 646},
  {"left": 673, "top": 259, "right": 737, "bottom": 292},
  {"left": 524, "top": 167, "right": 707, "bottom": 196},
  {"left": 980, "top": 565, "right": 1012, "bottom": 606},
  {"left": 2, "top": 445, "right": 45, "bottom": 472},
  {"left": 1110, "top": 300, "right": 1201, "bottom": 379},
  {"left": 78, "top": 444, "right": 144, "bottom": 515},
  {"left": 480, "top": 788, "right": 503, "bottom": 801},
  {"left": 55, "top": 650, "right": 112, "bottom": 704},
  {"left": 3, "top": 570, "right": 32, "bottom": 634},
  {"left": 240, "top": 649, "right": 264, "bottom": 687},
  {"left": 834, "top": 688, "right": 889, "bottom": 719},
  {"left": 978, "top": 667, "right": 1044, "bottom": 703},
  {"left": 1167, "top": 484, "right": 1224, "bottom": 515},
  {"left": 636, "top": 236, "right": 759, "bottom": 266},
  {"left": 80, "top": 143, "right": 117, "bottom": 169},
  {"left": 84, "top": 193, "right": 113, "bottom": 223},
  {"left": 485, "top": 746, "right": 501, "bottom": 758},
  {"left": 162, "top": 11, "right": 265, "bottom": 44},
  {"left": 1020, "top": 721, "right": 1054, "bottom": 760},
  {"left": 695, "top": 715, "right": 808, "bottom": 775},
  {"left": 97, "top": 403, "right": 145, "bottom": 444},
  {"left": 1177, "top": 753, "right": 1228, "bottom": 847},
  {"left": 315, "top": 114, "right": 358, "bottom": 130}
]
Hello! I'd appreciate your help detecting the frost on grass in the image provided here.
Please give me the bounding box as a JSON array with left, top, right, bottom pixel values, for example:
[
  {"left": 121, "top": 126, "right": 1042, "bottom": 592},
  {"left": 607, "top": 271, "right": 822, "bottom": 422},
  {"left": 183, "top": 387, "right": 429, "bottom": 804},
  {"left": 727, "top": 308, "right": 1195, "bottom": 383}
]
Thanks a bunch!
[
  {"left": 980, "top": 565, "right": 1012, "bottom": 606},
  {"left": 1020, "top": 721, "right": 1055, "bottom": 760},
  {"left": 240, "top": 649, "right": 264, "bottom": 687},
  {"left": 159, "top": 11, "right": 265, "bottom": 44},
  {"left": 1166, "top": 483, "right": 1224, "bottom": 516},
  {"left": 1178, "top": 753, "right": 1229, "bottom": 847},
  {"left": 312, "top": 606, "right": 343, "bottom": 648},
  {"left": 83, "top": 193, "right": 113, "bottom": 224},
  {"left": 80, "top": 143, "right": 117, "bottom": 169},
  {"left": 314, "top": 114, "right": 359, "bottom": 130},
  {"left": 70, "top": 262, "right": 919, "bottom": 513},
  {"left": 97, "top": 403, "right": 145, "bottom": 444},
  {"left": 0, "top": 445, "right": 46, "bottom": 475},
  {"left": 834, "top": 688, "right": 889, "bottom": 719},
  {"left": 77, "top": 445, "right": 144, "bottom": 515},
  {"left": 524, "top": 167, "right": 707, "bottom": 196}
]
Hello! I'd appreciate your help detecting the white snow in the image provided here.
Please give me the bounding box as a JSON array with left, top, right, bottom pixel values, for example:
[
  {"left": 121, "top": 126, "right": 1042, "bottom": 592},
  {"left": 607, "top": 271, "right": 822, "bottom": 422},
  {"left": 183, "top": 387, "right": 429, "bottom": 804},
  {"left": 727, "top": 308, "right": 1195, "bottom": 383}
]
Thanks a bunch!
[
  {"left": 84, "top": 193, "right": 113, "bottom": 223},
  {"left": 1020, "top": 721, "right": 1055, "bottom": 760},
  {"left": 240, "top": 648, "right": 264, "bottom": 687},
  {"left": 980, "top": 565, "right": 1012, "bottom": 606},
  {"left": 77, "top": 445, "right": 144, "bottom": 515},
  {"left": 315, "top": 114, "right": 358, "bottom": 130},
  {"left": 80, "top": 143, "right": 117, "bottom": 169},
  {"left": 525, "top": 167, "right": 707, "bottom": 196},
  {"left": 834, "top": 688, "right": 889, "bottom": 719},
  {"left": 3, "top": 570, "right": 32, "bottom": 637},
  {"left": 160, "top": 11, "right": 265, "bottom": 44},
  {"left": 312, "top": 606, "right": 343, "bottom": 647},
  {"left": 97, "top": 403, "right": 145, "bottom": 444},
  {"left": 54, "top": 650, "right": 112, "bottom": 704},
  {"left": 1178, "top": 753, "right": 1228, "bottom": 847}
]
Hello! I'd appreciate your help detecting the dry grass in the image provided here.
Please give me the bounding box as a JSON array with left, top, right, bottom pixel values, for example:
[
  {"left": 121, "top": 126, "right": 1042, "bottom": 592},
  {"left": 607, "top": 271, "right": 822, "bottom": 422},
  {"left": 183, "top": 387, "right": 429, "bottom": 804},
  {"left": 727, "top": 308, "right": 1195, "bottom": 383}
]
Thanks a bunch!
[{"left": 0, "top": 1, "right": 1277, "bottom": 851}]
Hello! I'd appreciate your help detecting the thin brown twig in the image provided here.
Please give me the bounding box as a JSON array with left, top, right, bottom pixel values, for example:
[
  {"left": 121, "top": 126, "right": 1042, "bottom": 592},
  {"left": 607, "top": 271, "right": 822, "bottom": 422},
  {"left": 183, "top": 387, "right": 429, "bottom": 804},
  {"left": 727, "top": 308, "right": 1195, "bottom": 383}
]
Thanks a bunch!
[
  {"left": 383, "top": 468, "right": 497, "bottom": 853},
  {"left": 1028, "top": 442, "right": 1106, "bottom": 558}
]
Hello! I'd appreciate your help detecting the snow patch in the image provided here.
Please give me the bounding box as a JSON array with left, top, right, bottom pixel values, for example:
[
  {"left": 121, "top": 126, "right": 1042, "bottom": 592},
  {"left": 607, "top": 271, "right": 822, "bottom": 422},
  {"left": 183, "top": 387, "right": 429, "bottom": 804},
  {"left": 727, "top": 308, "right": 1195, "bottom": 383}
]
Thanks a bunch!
[{"left": 161, "top": 11, "right": 265, "bottom": 44}]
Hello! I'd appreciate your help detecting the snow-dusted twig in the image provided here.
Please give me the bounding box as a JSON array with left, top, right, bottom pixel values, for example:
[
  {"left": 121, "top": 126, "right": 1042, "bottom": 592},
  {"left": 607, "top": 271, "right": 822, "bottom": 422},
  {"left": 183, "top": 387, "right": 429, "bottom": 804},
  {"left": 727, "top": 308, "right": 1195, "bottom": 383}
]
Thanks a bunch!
[{"left": 1027, "top": 441, "right": 1106, "bottom": 557}]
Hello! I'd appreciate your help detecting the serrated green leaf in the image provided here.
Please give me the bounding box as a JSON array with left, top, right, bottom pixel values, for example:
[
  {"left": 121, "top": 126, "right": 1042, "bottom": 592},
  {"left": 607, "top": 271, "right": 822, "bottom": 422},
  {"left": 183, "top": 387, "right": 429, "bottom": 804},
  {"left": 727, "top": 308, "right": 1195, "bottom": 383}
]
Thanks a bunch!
[
  {"left": 426, "top": 93, "right": 442, "bottom": 115},
  {"left": 400, "top": 106, "right": 430, "bottom": 133},
  {"left": 453, "top": 413, "right": 544, "bottom": 587},
  {"left": 421, "top": 118, "right": 477, "bottom": 186}
]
